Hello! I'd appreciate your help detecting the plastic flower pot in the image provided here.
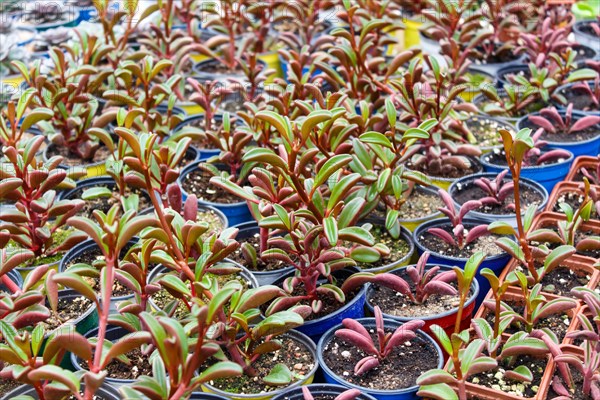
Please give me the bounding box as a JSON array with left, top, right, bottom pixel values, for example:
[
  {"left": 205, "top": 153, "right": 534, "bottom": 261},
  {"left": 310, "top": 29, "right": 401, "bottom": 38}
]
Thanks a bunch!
[
  {"left": 178, "top": 163, "right": 253, "bottom": 227},
  {"left": 553, "top": 80, "right": 600, "bottom": 116},
  {"left": 407, "top": 157, "right": 484, "bottom": 191},
  {"left": 496, "top": 64, "right": 529, "bottom": 88},
  {"left": 58, "top": 176, "right": 150, "bottom": 203},
  {"left": 480, "top": 149, "right": 574, "bottom": 192},
  {"left": 467, "top": 53, "right": 526, "bottom": 78},
  {"left": 140, "top": 202, "right": 229, "bottom": 234},
  {"left": 472, "top": 90, "right": 524, "bottom": 127},
  {"left": 73, "top": 325, "right": 149, "bottom": 387},
  {"left": 231, "top": 221, "right": 295, "bottom": 286},
  {"left": 404, "top": 15, "right": 425, "bottom": 48},
  {"left": 448, "top": 173, "right": 548, "bottom": 228},
  {"left": 43, "top": 144, "right": 107, "bottom": 179},
  {"left": 0, "top": 268, "right": 23, "bottom": 292},
  {"left": 270, "top": 384, "right": 378, "bottom": 400},
  {"left": 317, "top": 318, "right": 444, "bottom": 400},
  {"left": 398, "top": 185, "right": 444, "bottom": 232},
  {"left": 517, "top": 111, "right": 600, "bottom": 157},
  {"left": 0, "top": 383, "right": 120, "bottom": 400},
  {"left": 59, "top": 239, "right": 139, "bottom": 315},
  {"left": 192, "top": 58, "right": 268, "bottom": 82},
  {"left": 355, "top": 221, "right": 415, "bottom": 274},
  {"left": 201, "top": 329, "right": 319, "bottom": 400},
  {"left": 413, "top": 218, "right": 513, "bottom": 307},
  {"left": 364, "top": 264, "right": 479, "bottom": 339},
  {"left": 173, "top": 114, "right": 224, "bottom": 161},
  {"left": 574, "top": 20, "right": 600, "bottom": 52},
  {"left": 269, "top": 268, "right": 367, "bottom": 341},
  {"left": 545, "top": 181, "right": 596, "bottom": 213},
  {"left": 565, "top": 155, "right": 600, "bottom": 182},
  {"left": 190, "top": 393, "right": 231, "bottom": 400},
  {"left": 12, "top": 9, "right": 80, "bottom": 31}
]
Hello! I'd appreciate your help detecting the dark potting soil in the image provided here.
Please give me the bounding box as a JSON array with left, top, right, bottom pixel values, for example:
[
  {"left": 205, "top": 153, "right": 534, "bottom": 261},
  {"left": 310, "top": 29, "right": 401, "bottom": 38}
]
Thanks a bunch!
[
  {"left": 558, "top": 86, "right": 600, "bottom": 113},
  {"left": 452, "top": 180, "right": 543, "bottom": 215},
  {"left": 81, "top": 348, "right": 152, "bottom": 380},
  {"left": 553, "top": 190, "right": 599, "bottom": 219},
  {"left": 322, "top": 328, "right": 439, "bottom": 391},
  {"left": 368, "top": 269, "right": 464, "bottom": 318},
  {"left": 42, "top": 296, "right": 94, "bottom": 331},
  {"left": 469, "top": 355, "right": 546, "bottom": 398},
  {"left": 66, "top": 248, "right": 134, "bottom": 297},
  {"left": 0, "top": 377, "right": 21, "bottom": 396},
  {"left": 547, "top": 368, "right": 590, "bottom": 400},
  {"left": 355, "top": 225, "right": 411, "bottom": 269},
  {"left": 181, "top": 169, "right": 244, "bottom": 204},
  {"left": 467, "top": 117, "right": 514, "bottom": 148},
  {"left": 484, "top": 150, "right": 568, "bottom": 167},
  {"left": 231, "top": 234, "right": 291, "bottom": 272},
  {"left": 521, "top": 119, "right": 600, "bottom": 143},
  {"left": 418, "top": 227, "right": 502, "bottom": 258},
  {"left": 207, "top": 336, "right": 314, "bottom": 395},
  {"left": 469, "top": 47, "right": 521, "bottom": 65},
  {"left": 501, "top": 69, "right": 531, "bottom": 85},
  {"left": 485, "top": 302, "right": 571, "bottom": 343},
  {"left": 66, "top": 184, "right": 152, "bottom": 219},
  {"left": 21, "top": 12, "right": 71, "bottom": 25},
  {"left": 408, "top": 159, "right": 483, "bottom": 179},
  {"left": 151, "top": 289, "right": 190, "bottom": 319},
  {"left": 47, "top": 145, "right": 112, "bottom": 167},
  {"left": 539, "top": 265, "right": 592, "bottom": 298},
  {"left": 200, "top": 62, "right": 245, "bottom": 75},
  {"left": 575, "top": 229, "right": 600, "bottom": 259},
  {"left": 371, "top": 190, "right": 443, "bottom": 221}
]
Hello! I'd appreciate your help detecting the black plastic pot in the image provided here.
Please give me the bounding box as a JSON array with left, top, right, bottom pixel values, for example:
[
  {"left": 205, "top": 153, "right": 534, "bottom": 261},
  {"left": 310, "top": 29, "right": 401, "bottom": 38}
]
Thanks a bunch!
[
  {"left": 140, "top": 201, "right": 228, "bottom": 232},
  {"left": 0, "top": 383, "right": 119, "bottom": 400},
  {"left": 0, "top": 269, "right": 23, "bottom": 292},
  {"left": 59, "top": 239, "right": 140, "bottom": 314},
  {"left": 43, "top": 143, "right": 108, "bottom": 179},
  {"left": 496, "top": 64, "right": 529, "bottom": 88},
  {"left": 317, "top": 318, "right": 443, "bottom": 400},
  {"left": 192, "top": 58, "right": 267, "bottom": 82},
  {"left": 448, "top": 172, "right": 548, "bottom": 227},
  {"left": 574, "top": 20, "right": 600, "bottom": 53},
  {"left": 232, "top": 221, "right": 295, "bottom": 286},
  {"left": 173, "top": 114, "right": 226, "bottom": 161},
  {"left": 58, "top": 176, "right": 153, "bottom": 210},
  {"left": 271, "top": 384, "right": 378, "bottom": 400},
  {"left": 467, "top": 52, "right": 526, "bottom": 77},
  {"left": 72, "top": 326, "right": 143, "bottom": 387},
  {"left": 412, "top": 218, "right": 513, "bottom": 307},
  {"left": 189, "top": 393, "right": 230, "bottom": 400},
  {"left": 202, "top": 329, "right": 319, "bottom": 400}
]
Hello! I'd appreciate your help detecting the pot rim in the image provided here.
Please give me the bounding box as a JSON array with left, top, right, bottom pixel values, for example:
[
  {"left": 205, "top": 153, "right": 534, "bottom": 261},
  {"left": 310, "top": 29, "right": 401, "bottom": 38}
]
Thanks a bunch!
[
  {"left": 365, "top": 263, "right": 480, "bottom": 322},
  {"left": 202, "top": 329, "right": 319, "bottom": 399},
  {"left": 178, "top": 163, "right": 248, "bottom": 209},
  {"left": 356, "top": 224, "right": 416, "bottom": 274},
  {"left": 316, "top": 317, "right": 444, "bottom": 395},
  {"left": 448, "top": 172, "right": 549, "bottom": 219},
  {"left": 269, "top": 384, "right": 378, "bottom": 400},
  {"left": 480, "top": 148, "right": 575, "bottom": 171},
  {"left": 516, "top": 110, "right": 600, "bottom": 146},
  {"left": 396, "top": 185, "right": 443, "bottom": 223}
]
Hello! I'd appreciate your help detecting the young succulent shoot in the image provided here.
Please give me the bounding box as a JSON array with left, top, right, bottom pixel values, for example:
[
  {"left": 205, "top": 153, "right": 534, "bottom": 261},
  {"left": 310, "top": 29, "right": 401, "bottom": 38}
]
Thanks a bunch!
[
  {"left": 473, "top": 169, "right": 515, "bottom": 209},
  {"left": 0, "top": 88, "right": 53, "bottom": 148},
  {"left": 301, "top": 387, "right": 362, "bottom": 400},
  {"left": 335, "top": 306, "right": 425, "bottom": 376},
  {"left": 427, "top": 189, "right": 491, "bottom": 250},
  {"left": 581, "top": 156, "right": 600, "bottom": 186},
  {"left": 479, "top": 84, "right": 541, "bottom": 119},
  {"left": 527, "top": 105, "right": 600, "bottom": 136}
]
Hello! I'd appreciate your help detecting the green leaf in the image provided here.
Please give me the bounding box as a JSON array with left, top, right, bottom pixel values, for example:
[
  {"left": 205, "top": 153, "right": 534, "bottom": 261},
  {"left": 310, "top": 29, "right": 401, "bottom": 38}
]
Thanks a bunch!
[
  {"left": 243, "top": 148, "right": 288, "bottom": 171},
  {"left": 417, "top": 384, "right": 458, "bottom": 400},
  {"left": 313, "top": 155, "right": 353, "bottom": 189},
  {"left": 359, "top": 131, "right": 393, "bottom": 149},
  {"left": 430, "top": 325, "right": 452, "bottom": 355},
  {"left": 207, "top": 286, "right": 238, "bottom": 323},
  {"left": 301, "top": 110, "right": 331, "bottom": 141},
  {"left": 196, "top": 361, "right": 243, "bottom": 384},
  {"left": 263, "top": 364, "right": 293, "bottom": 386},
  {"left": 488, "top": 221, "right": 517, "bottom": 236},
  {"left": 82, "top": 187, "right": 113, "bottom": 200},
  {"left": 324, "top": 217, "right": 338, "bottom": 245},
  {"left": 349, "top": 246, "right": 380, "bottom": 263}
]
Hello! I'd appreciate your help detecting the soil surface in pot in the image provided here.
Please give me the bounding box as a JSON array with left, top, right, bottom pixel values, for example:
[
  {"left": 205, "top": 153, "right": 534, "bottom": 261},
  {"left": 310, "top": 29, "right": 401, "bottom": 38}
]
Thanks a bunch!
[
  {"left": 470, "top": 355, "right": 546, "bottom": 398},
  {"left": 67, "top": 184, "right": 152, "bottom": 219},
  {"left": 485, "top": 302, "right": 571, "bottom": 342},
  {"left": 468, "top": 47, "right": 521, "bottom": 65},
  {"left": 466, "top": 117, "right": 514, "bottom": 149},
  {"left": 42, "top": 295, "right": 94, "bottom": 331},
  {"left": 47, "top": 145, "right": 111, "bottom": 167},
  {"left": 553, "top": 190, "right": 599, "bottom": 220},
  {"left": 13, "top": 228, "right": 71, "bottom": 269},
  {"left": 355, "top": 225, "right": 411, "bottom": 269},
  {"left": 177, "top": 116, "right": 220, "bottom": 150},
  {"left": 80, "top": 347, "right": 152, "bottom": 380},
  {"left": 198, "top": 62, "right": 245, "bottom": 76},
  {"left": 531, "top": 225, "right": 600, "bottom": 259},
  {"left": 418, "top": 227, "right": 502, "bottom": 258},
  {"left": 368, "top": 268, "right": 465, "bottom": 318},
  {"left": 476, "top": 97, "right": 545, "bottom": 119},
  {"left": 181, "top": 169, "right": 244, "bottom": 204},
  {"left": 65, "top": 248, "right": 134, "bottom": 298},
  {"left": 547, "top": 368, "right": 590, "bottom": 400},
  {"left": 408, "top": 158, "right": 483, "bottom": 179},
  {"left": 453, "top": 180, "right": 543, "bottom": 215},
  {"left": 206, "top": 335, "right": 314, "bottom": 395},
  {"left": 322, "top": 327, "right": 439, "bottom": 391},
  {"left": 231, "top": 234, "right": 292, "bottom": 272},
  {"left": 558, "top": 85, "right": 600, "bottom": 113},
  {"left": 538, "top": 265, "right": 592, "bottom": 297},
  {"left": 372, "top": 190, "right": 443, "bottom": 221},
  {"left": 521, "top": 119, "right": 600, "bottom": 143},
  {"left": 0, "top": 378, "right": 21, "bottom": 397},
  {"left": 484, "top": 149, "right": 569, "bottom": 167}
]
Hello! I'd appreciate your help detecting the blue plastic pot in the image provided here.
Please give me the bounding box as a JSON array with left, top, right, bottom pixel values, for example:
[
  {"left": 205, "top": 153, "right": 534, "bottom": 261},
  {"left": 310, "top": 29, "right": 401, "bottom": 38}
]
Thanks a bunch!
[
  {"left": 178, "top": 163, "right": 253, "bottom": 227},
  {"left": 517, "top": 111, "right": 600, "bottom": 157},
  {"left": 448, "top": 173, "right": 548, "bottom": 228},
  {"left": 271, "top": 384, "right": 378, "bottom": 400},
  {"left": 233, "top": 221, "right": 295, "bottom": 286},
  {"left": 480, "top": 149, "right": 574, "bottom": 192},
  {"left": 270, "top": 268, "right": 367, "bottom": 341},
  {"left": 1, "top": 383, "right": 120, "bottom": 400},
  {"left": 413, "top": 218, "right": 513, "bottom": 307},
  {"left": 279, "top": 54, "right": 322, "bottom": 83},
  {"left": 317, "top": 318, "right": 443, "bottom": 400},
  {"left": 75, "top": 6, "right": 97, "bottom": 22}
]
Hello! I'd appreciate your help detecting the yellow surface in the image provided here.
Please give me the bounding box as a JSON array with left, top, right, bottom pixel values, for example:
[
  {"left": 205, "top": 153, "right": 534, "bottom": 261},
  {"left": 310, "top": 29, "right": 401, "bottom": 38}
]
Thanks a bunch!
[
  {"left": 1, "top": 75, "right": 25, "bottom": 98},
  {"left": 191, "top": 53, "right": 210, "bottom": 63},
  {"left": 400, "top": 213, "right": 442, "bottom": 232},
  {"left": 258, "top": 51, "right": 283, "bottom": 82},
  {"left": 178, "top": 102, "right": 204, "bottom": 116},
  {"left": 430, "top": 176, "right": 452, "bottom": 190},
  {"left": 83, "top": 163, "right": 107, "bottom": 179},
  {"left": 404, "top": 18, "right": 422, "bottom": 48}
]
